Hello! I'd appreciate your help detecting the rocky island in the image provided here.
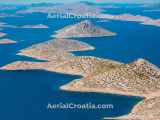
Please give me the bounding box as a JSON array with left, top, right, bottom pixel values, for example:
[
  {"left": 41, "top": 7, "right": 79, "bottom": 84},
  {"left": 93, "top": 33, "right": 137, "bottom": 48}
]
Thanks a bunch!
[
  {"left": 54, "top": 20, "right": 116, "bottom": 38},
  {"left": 16, "top": 2, "right": 160, "bottom": 28},
  {"left": 1, "top": 38, "right": 95, "bottom": 71},
  {"left": 100, "top": 13, "right": 160, "bottom": 27},
  {"left": 16, "top": 2, "right": 102, "bottom": 16},
  {"left": 0, "top": 39, "right": 17, "bottom": 44},
  {"left": 18, "top": 38, "right": 94, "bottom": 61}
]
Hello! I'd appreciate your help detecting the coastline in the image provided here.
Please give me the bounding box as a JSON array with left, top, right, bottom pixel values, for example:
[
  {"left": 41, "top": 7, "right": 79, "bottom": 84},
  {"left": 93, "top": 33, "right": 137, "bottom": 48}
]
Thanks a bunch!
[
  {"left": 1, "top": 19, "right": 160, "bottom": 120},
  {"left": 60, "top": 84, "right": 145, "bottom": 98},
  {"left": 0, "top": 39, "right": 17, "bottom": 44},
  {"left": 60, "top": 80, "right": 160, "bottom": 99},
  {"left": 2, "top": 20, "right": 160, "bottom": 100}
]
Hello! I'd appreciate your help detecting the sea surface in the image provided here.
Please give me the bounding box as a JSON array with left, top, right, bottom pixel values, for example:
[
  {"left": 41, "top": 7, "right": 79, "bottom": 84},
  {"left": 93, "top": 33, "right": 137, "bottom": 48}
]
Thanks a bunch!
[
  {"left": 75, "top": 20, "right": 160, "bottom": 66},
  {"left": 0, "top": 4, "right": 159, "bottom": 120}
]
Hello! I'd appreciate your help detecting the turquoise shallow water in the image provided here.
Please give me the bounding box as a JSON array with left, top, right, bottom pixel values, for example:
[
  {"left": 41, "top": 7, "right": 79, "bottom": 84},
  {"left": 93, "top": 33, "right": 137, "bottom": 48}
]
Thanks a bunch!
[{"left": 0, "top": 5, "right": 159, "bottom": 120}]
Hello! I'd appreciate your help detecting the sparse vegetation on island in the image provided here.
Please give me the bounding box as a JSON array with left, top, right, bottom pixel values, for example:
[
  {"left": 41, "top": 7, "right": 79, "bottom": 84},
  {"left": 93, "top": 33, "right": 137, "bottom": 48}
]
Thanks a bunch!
[
  {"left": 54, "top": 20, "right": 116, "bottom": 38},
  {"left": 1, "top": 19, "right": 160, "bottom": 120},
  {"left": 61, "top": 59, "right": 160, "bottom": 99}
]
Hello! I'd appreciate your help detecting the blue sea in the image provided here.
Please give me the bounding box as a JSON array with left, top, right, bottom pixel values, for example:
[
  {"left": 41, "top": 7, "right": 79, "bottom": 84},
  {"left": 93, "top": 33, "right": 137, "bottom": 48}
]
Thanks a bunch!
[{"left": 0, "top": 4, "right": 159, "bottom": 120}]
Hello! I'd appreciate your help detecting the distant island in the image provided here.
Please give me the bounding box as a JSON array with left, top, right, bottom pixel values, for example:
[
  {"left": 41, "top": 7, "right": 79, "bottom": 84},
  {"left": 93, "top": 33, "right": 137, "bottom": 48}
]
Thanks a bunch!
[
  {"left": 0, "top": 39, "right": 17, "bottom": 44},
  {"left": 99, "top": 13, "right": 160, "bottom": 27},
  {"left": 54, "top": 20, "right": 116, "bottom": 38},
  {"left": 15, "top": 2, "right": 160, "bottom": 27},
  {"left": 1, "top": 38, "right": 94, "bottom": 71},
  {"left": 20, "top": 24, "right": 49, "bottom": 29},
  {"left": 18, "top": 38, "right": 94, "bottom": 61},
  {"left": 0, "top": 32, "right": 6, "bottom": 37},
  {"left": 16, "top": 2, "right": 102, "bottom": 16}
]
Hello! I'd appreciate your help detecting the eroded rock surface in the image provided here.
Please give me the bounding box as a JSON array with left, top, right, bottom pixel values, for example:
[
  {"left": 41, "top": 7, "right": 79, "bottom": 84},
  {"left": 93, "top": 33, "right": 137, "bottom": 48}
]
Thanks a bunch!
[
  {"left": 54, "top": 20, "right": 116, "bottom": 38},
  {"left": 61, "top": 59, "right": 160, "bottom": 98}
]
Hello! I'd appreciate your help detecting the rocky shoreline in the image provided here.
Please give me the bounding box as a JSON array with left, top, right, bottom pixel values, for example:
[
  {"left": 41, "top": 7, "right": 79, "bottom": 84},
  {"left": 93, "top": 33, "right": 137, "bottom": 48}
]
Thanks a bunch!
[
  {"left": 1, "top": 20, "right": 160, "bottom": 120},
  {"left": 54, "top": 20, "right": 116, "bottom": 38},
  {"left": 60, "top": 58, "right": 160, "bottom": 99},
  {"left": 104, "top": 97, "right": 160, "bottom": 120},
  {"left": 0, "top": 39, "right": 17, "bottom": 44}
]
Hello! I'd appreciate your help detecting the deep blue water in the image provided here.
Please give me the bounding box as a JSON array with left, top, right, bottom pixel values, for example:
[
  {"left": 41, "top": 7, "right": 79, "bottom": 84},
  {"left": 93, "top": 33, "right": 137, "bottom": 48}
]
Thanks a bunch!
[
  {"left": 0, "top": 70, "right": 141, "bottom": 120},
  {"left": 0, "top": 6, "right": 159, "bottom": 120},
  {"left": 75, "top": 20, "right": 160, "bottom": 67}
]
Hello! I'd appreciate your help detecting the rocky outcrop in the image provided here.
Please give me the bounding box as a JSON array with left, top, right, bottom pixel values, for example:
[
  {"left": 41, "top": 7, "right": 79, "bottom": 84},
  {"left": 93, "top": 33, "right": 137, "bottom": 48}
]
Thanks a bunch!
[
  {"left": 61, "top": 59, "right": 160, "bottom": 98},
  {"left": 18, "top": 38, "right": 94, "bottom": 61},
  {"left": 1, "top": 38, "right": 94, "bottom": 72},
  {"left": 55, "top": 56, "right": 122, "bottom": 76},
  {"left": 54, "top": 20, "right": 116, "bottom": 38}
]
